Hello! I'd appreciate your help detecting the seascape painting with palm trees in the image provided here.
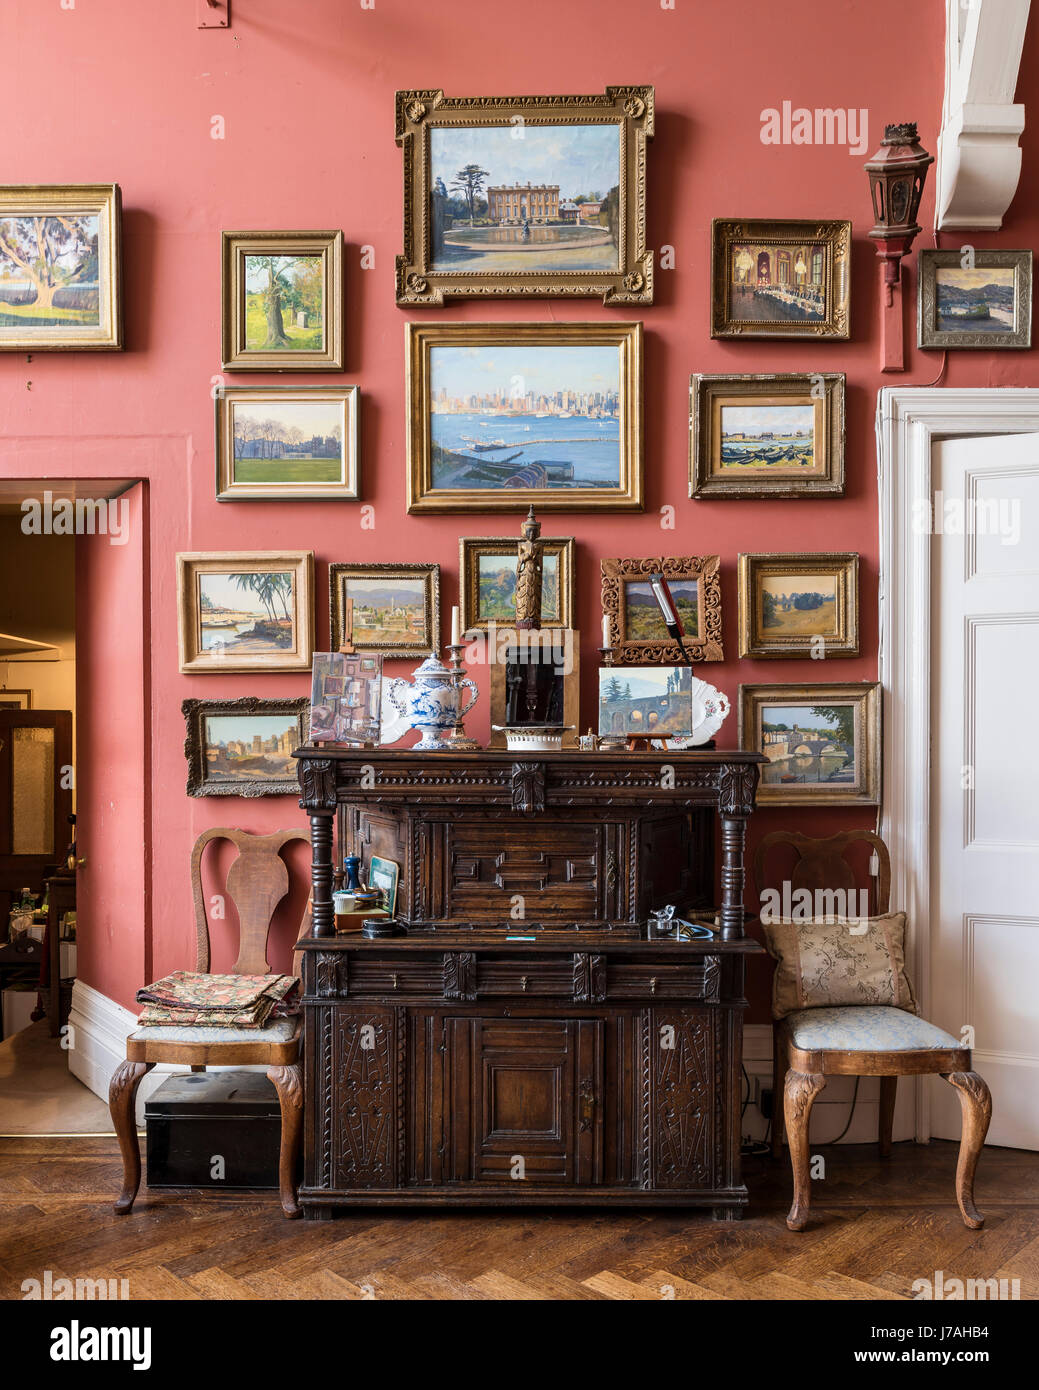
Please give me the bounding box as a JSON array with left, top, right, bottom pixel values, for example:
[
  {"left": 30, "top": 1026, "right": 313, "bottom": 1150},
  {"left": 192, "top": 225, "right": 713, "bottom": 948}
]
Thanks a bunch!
[{"left": 198, "top": 570, "right": 297, "bottom": 655}]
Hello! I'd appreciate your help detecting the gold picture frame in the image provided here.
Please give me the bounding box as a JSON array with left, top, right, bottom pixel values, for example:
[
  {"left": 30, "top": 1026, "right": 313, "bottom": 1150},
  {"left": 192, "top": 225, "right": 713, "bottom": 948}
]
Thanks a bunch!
[
  {"left": 329, "top": 562, "right": 440, "bottom": 660},
  {"left": 0, "top": 184, "right": 122, "bottom": 351},
  {"left": 601, "top": 556, "right": 723, "bottom": 665},
  {"left": 221, "top": 230, "right": 343, "bottom": 370},
  {"left": 407, "top": 320, "right": 643, "bottom": 514},
  {"left": 176, "top": 551, "right": 314, "bottom": 674},
  {"left": 395, "top": 86, "right": 653, "bottom": 305},
  {"left": 459, "top": 534, "right": 575, "bottom": 634},
  {"left": 738, "top": 681, "right": 881, "bottom": 806},
  {"left": 738, "top": 552, "right": 859, "bottom": 659},
  {"left": 690, "top": 373, "right": 845, "bottom": 499},
  {"left": 215, "top": 385, "right": 359, "bottom": 501},
  {"left": 710, "top": 219, "right": 851, "bottom": 340}
]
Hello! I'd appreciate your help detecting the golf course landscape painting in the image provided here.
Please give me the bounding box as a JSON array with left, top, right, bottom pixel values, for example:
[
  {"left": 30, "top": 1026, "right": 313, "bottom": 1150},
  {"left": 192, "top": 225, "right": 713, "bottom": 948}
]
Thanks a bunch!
[
  {"left": 0, "top": 185, "right": 121, "bottom": 350},
  {"left": 216, "top": 387, "right": 358, "bottom": 500},
  {"left": 408, "top": 322, "right": 643, "bottom": 512}
]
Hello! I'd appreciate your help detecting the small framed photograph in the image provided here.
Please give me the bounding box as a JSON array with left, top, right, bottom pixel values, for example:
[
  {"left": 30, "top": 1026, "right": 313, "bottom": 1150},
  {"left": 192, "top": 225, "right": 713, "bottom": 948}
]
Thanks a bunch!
[
  {"left": 600, "top": 556, "right": 722, "bottom": 664},
  {"left": 407, "top": 321, "right": 643, "bottom": 514},
  {"left": 0, "top": 689, "right": 32, "bottom": 709},
  {"left": 368, "top": 855, "right": 399, "bottom": 917},
  {"left": 177, "top": 551, "right": 314, "bottom": 674},
  {"left": 738, "top": 681, "right": 881, "bottom": 806},
  {"left": 182, "top": 696, "right": 309, "bottom": 798},
  {"left": 221, "top": 230, "right": 343, "bottom": 370},
  {"left": 459, "top": 535, "right": 574, "bottom": 634},
  {"left": 395, "top": 86, "right": 653, "bottom": 305},
  {"left": 918, "top": 249, "right": 1032, "bottom": 349},
  {"left": 690, "top": 373, "right": 845, "bottom": 499},
  {"left": 598, "top": 666, "right": 694, "bottom": 740},
  {"left": 738, "top": 553, "right": 859, "bottom": 659},
  {"left": 710, "top": 219, "right": 851, "bottom": 340},
  {"left": 0, "top": 184, "right": 122, "bottom": 351},
  {"left": 215, "top": 385, "right": 359, "bottom": 501},
  {"left": 310, "top": 651, "right": 383, "bottom": 745},
  {"left": 329, "top": 562, "right": 440, "bottom": 659}
]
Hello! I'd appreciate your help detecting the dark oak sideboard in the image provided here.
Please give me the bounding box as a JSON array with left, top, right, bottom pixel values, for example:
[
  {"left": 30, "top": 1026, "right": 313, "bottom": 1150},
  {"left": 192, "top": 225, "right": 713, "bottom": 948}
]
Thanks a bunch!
[{"left": 293, "top": 748, "right": 764, "bottom": 1218}]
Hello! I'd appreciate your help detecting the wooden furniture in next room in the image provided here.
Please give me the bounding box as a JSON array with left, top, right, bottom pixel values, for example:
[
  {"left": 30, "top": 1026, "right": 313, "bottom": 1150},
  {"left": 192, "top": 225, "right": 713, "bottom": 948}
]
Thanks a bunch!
[
  {"left": 293, "top": 747, "right": 764, "bottom": 1218},
  {"left": 757, "top": 829, "right": 992, "bottom": 1232},
  {"left": 43, "top": 869, "right": 76, "bottom": 1037},
  {"left": 108, "top": 827, "right": 311, "bottom": 1219}
]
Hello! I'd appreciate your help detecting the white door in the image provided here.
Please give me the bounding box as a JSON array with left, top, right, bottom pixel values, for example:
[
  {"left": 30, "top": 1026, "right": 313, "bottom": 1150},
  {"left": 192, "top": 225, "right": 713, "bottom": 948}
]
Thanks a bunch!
[{"left": 930, "top": 433, "right": 1039, "bottom": 1149}]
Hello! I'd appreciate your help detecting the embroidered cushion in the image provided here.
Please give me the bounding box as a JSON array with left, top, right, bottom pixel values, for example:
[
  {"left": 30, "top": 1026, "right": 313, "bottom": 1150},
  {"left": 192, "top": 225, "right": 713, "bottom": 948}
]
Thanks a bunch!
[
  {"left": 762, "top": 911, "right": 916, "bottom": 1019},
  {"left": 128, "top": 1016, "right": 300, "bottom": 1045},
  {"left": 786, "top": 1006, "right": 961, "bottom": 1053}
]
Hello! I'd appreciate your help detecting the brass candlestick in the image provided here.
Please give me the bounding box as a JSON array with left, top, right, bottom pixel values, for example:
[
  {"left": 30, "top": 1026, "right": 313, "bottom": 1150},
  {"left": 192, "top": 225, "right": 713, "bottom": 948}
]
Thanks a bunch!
[{"left": 445, "top": 642, "right": 481, "bottom": 750}]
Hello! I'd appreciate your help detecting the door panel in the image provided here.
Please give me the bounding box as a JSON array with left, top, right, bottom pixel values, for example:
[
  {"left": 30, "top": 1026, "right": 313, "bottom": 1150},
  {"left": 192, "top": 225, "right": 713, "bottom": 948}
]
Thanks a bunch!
[
  {"left": 0, "top": 710, "right": 73, "bottom": 912},
  {"left": 931, "top": 434, "right": 1039, "bottom": 1148}
]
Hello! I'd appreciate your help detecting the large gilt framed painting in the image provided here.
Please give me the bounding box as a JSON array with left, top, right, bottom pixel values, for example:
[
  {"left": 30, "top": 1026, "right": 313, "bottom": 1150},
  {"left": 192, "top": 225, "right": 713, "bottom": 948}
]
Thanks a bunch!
[
  {"left": 406, "top": 321, "right": 643, "bottom": 514},
  {"left": 395, "top": 87, "right": 653, "bottom": 305},
  {"left": 0, "top": 185, "right": 122, "bottom": 351},
  {"left": 710, "top": 219, "right": 851, "bottom": 340}
]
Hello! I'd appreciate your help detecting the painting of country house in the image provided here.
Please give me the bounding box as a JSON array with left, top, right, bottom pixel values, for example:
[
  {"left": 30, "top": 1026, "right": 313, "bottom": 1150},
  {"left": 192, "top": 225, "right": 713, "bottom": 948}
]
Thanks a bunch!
[
  {"left": 759, "top": 573, "right": 837, "bottom": 637},
  {"left": 719, "top": 403, "right": 816, "bottom": 473},
  {"left": 598, "top": 666, "right": 694, "bottom": 739},
  {"left": 198, "top": 570, "right": 297, "bottom": 655},
  {"left": 204, "top": 713, "right": 299, "bottom": 784},
  {"left": 231, "top": 398, "right": 344, "bottom": 484},
  {"left": 429, "top": 124, "right": 621, "bottom": 274}
]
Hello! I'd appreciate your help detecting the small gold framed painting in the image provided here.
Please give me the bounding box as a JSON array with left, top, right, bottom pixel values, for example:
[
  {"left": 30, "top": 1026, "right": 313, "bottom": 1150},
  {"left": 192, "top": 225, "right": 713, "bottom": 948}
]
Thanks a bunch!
[
  {"left": 0, "top": 184, "right": 122, "bottom": 351},
  {"left": 215, "top": 385, "right": 359, "bottom": 501},
  {"left": 600, "top": 555, "right": 723, "bottom": 664},
  {"left": 738, "top": 552, "right": 859, "bottom": 659},
  {"left": 177, "top": 551, "right": 315, "bottom": 674},
  {"left": 459, "top": 535, "right": 574, "bottom": 634},
  {"left": 918, "top": 249, "right": 1032, "bottom": 350},
  {"left": 690, "top": 372, "right": 845, "bottom": 499},
  {"left": 221, "top": 230, "right": 343, "bottom": 370},
  {"left": 329, "top": 562, "right": 440, "bottom": 660},
  {"left": 738, "top": 681, "right": 880, "bottom": 806},
  {"left": 710, "top": 219, "right": 851, "bottom": 340}
]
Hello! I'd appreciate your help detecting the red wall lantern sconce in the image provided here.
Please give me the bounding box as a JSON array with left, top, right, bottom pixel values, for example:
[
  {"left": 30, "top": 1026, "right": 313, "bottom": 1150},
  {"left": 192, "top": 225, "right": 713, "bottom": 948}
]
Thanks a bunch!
[{"left": 865, "top": 122, "right": 934, "bottom": 372}]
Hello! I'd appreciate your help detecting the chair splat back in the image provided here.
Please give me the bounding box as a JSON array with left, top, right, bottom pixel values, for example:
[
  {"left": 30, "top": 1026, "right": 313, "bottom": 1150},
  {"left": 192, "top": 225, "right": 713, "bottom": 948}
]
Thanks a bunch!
[
  {"left": 753, "top": 829, "right": 891, "bottom": 918},
  {"left": 190, "top": 827, "right": 312, "bottom": 975}
]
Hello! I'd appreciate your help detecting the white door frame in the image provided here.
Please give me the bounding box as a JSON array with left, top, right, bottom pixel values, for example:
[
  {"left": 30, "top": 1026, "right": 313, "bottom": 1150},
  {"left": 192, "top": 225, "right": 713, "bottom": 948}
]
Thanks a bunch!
[{"left": 876, "top": 387, "right": 1039, "bottom": 1140}]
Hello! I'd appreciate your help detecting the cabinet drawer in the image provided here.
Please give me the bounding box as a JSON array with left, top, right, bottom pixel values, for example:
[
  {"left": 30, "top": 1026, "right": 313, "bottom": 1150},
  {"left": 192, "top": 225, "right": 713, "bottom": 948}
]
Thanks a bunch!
[
  {"left": 347, "top": 957, "right": 444, "bottom": 996},
  {"left": 606, "top": 958, "right": 720, "bottom": 1002},
  {"left": 476, "top": 958, "right": 574, "bottom": 998}
]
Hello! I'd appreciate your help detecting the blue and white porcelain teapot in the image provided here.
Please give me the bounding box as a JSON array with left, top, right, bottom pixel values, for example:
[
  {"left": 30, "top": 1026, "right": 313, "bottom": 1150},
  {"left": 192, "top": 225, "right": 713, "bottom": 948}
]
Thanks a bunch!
[{"left": 386, "top": 654, "right": 478, "bottom": 752}]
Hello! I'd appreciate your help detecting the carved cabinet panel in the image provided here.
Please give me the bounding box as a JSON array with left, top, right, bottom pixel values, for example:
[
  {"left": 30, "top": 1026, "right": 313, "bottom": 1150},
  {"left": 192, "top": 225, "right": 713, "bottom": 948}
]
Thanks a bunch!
[{"left": 330, "top": 1007, "right": 401, "bottom": 1189}]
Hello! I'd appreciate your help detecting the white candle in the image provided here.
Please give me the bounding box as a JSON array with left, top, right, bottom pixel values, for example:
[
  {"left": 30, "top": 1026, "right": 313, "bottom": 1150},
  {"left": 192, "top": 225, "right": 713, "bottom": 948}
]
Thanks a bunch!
[
  {"left": 601, "top": 615, "right": 610, "bottom": 649},
  {"left": 451, "top": 605, "right": 461, "bottom": 647}
]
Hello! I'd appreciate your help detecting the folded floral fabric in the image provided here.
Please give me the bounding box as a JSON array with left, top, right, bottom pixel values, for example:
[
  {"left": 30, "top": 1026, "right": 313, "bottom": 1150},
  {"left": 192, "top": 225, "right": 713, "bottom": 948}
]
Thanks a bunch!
[{"left": 135, "top": 971, "right": 299, "bottom": 1029}]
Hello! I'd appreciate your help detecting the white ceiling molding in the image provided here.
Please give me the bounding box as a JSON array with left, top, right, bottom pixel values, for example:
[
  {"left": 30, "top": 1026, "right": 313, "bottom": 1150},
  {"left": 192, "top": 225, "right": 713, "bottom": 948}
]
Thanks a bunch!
[{"left": 937, "top": 0, "right": 1029, "bottom": 229}]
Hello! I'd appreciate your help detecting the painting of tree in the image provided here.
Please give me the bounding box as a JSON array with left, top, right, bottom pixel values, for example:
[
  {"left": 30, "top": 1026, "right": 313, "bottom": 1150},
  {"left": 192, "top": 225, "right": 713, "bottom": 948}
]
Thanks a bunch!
[{"left": 0, "top": 214, "right": 99, "bottom": 325}]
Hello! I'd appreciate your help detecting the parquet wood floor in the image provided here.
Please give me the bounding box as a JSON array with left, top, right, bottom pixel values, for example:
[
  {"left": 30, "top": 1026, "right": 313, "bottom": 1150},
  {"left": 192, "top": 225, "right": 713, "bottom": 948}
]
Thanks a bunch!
[{"left": 2, "top": 1138, "right": 1036, "bottom": 1300}]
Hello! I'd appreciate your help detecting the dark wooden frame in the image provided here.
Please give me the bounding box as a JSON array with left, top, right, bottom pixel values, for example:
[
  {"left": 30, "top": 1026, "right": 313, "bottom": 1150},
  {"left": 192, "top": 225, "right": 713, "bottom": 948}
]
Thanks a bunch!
[
  {"left": 182, "top": 696, "right": 309, "bottom": 798},
  {"left": 710, "top": 219, "right": 851, "bottom": 340},
  {"left": 917, "top": 248, "right": 1032, "bottom": 350},
  {"left": 601, "top": 555, "right": 723, "bottom": 664},
  {"left": 395, "top": 87, "right": 654, "bottom": 306},
  {"left": 328, "top": 561, "right": 440, "bottom": 660}
]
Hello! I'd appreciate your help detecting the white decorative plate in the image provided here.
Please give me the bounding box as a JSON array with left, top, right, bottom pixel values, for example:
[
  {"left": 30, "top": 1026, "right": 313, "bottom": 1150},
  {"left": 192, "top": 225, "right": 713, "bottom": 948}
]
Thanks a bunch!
[{"left": 669, "top": 678, "right": 730, "bottom": 748}]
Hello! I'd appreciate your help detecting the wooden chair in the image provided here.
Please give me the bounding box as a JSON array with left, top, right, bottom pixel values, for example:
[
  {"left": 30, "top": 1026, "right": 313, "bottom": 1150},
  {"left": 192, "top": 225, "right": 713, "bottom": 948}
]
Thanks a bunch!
[
  {"left": 108, "top": 827, "right": 310, "bottom": 1219},
  {"left": 756, "top": 829, "right": 991, "bottom": 1233}
]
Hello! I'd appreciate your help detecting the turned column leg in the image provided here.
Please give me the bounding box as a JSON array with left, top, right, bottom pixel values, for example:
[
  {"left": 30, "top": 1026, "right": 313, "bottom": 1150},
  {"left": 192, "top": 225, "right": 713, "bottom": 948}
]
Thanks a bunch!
[
  {"left": 784, "top": 1070, "right": 826, "bottom": 1232},
  {"left": 942, "top": 1071, "right": 992, "bottom": 1229},
  {"left": 108, "top": 1060, "right": 154, "bottom": 1215},
  {"left": 309, "top": 810, "right": 335, "bottom": 939},
  {"left": 719, "top": 814, "right": 748, "bottom": 941},
  {"left": 268, "top": 1063, "right": 304, "bottom": 1220},
  {"left": 879, "top": 1076, "right": 897, "bottom": 1157}
]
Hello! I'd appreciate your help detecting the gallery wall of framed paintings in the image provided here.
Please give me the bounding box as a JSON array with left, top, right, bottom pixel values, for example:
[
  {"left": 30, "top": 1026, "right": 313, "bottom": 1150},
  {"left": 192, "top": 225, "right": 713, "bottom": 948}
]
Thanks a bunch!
[{"left": 9, "top": 0, "right": 1039, "bottom": 1014}]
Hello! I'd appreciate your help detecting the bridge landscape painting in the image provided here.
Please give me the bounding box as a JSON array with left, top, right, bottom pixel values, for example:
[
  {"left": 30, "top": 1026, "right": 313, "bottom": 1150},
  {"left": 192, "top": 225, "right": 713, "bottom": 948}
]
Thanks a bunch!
[
  {"left": 598, "top": 666, "right": 694, "bottom": 739},
  {"left": 757, "top": 701, "right": 856, "bottom": 789}
]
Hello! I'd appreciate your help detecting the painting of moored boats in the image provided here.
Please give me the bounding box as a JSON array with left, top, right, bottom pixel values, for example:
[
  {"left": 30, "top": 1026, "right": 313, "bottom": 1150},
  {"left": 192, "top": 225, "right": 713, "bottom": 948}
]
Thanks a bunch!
[
  {"left": 198, "top": 571, "right": 297, "bottom": 655},
  {"left": 429, "top": 125, "right": 620, "bottom": 274},
  {"left": 758, "top": 703, "right": 856, "bottom": 788},
  {"left": 719, "top": 403, "right": 816, "bottom": 473},
  {"left": 934, "top": 267, "right": 1016, "bottom": 332},
  {"left": 429, "top": 344, "right": 623, "bottom": 494}
]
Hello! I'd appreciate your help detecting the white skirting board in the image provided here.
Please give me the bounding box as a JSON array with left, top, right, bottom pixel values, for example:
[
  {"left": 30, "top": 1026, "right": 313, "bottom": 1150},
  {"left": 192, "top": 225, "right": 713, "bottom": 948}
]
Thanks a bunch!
[
  {"left": 67, "top": 980, "right": 267, "bottom": 1126},
  {"left": 742, "top": 1024, "right": 917, "bottom": 1146}
]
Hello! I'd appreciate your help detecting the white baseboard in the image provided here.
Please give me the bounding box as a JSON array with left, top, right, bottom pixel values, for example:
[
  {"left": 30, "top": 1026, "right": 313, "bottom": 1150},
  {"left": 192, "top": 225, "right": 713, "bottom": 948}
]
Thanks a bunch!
[
  {"left": 742, "top": 1023, "right": 917, "bottom": 1146},
  {"left": 68, "top": 980, "right": 265, "bottom": 1125}
]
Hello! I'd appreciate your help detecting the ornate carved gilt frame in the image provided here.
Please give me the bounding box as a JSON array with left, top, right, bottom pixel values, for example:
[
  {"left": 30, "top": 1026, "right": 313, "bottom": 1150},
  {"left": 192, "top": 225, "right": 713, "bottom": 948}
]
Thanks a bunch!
[
  {"left": 917, "top": 248, "right": 1032, "bottom": 349},
  {"left": 183, "top": 695, "right": 309, "bottom": 798},
  {"left": 600, "top": 555, "right": 723, "bottom": 664},
  {"left": 395, "top": 87, "right": 654, "bottom": 305},
  {"left": 710, "top": 219, "right": 851, "bottom": 340}
]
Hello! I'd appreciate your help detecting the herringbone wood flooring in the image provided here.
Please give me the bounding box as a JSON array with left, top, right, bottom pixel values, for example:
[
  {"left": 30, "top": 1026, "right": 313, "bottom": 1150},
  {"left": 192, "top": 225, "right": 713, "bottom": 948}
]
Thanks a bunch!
[{"left": 1, "top": 1138, "right": 1037, "bottom": 1300}]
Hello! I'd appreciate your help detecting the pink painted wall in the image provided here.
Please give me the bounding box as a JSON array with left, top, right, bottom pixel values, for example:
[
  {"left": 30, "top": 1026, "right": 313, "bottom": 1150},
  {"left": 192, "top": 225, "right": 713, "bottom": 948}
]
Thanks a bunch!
[{"left": 3, "top": 0, "right": 1038, "bottom": 1018}]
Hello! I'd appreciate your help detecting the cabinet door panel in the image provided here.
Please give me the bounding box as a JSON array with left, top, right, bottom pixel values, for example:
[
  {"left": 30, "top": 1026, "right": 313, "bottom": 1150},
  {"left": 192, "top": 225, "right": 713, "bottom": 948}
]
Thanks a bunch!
[
  {"left": 331, "top": 1008, "right": 400, "bottom": 1188},
  {"left": 646, "top": 1007, "right": 717, "bottom": 1189}
]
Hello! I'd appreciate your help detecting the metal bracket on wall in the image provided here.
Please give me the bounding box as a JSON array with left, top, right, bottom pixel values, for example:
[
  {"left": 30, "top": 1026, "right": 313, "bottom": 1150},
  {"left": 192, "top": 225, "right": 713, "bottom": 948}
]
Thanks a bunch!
[{"left": 197, "top": 0, "right": 229, "bottom": 28}]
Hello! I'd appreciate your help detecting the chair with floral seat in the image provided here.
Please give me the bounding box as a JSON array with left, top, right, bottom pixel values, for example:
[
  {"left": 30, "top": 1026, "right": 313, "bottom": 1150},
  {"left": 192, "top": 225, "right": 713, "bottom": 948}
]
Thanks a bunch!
[
  {"left": 108, "top": 827, "right": 310, "bottom": 1219},
  {"left": 755, "top": 829, "right": 991, "bottom": 1233}
]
